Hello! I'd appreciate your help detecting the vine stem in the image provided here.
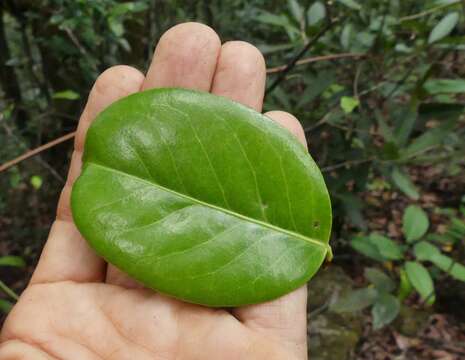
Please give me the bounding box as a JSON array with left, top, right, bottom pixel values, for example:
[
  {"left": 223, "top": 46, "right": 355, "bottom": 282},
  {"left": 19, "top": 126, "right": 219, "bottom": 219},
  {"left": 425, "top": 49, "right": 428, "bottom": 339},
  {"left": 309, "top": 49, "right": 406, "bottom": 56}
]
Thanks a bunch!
[
  {"left": 0, "top": 131, "right": 76, "bottom": 173},
  {"left": 399, "top": 0, "right": 462, "bottom": 22},
  {"left": 266, "top": 53, "right": 365, "bottom": 74},
  {"left": 0, "top": 280, "right": 18, "bottom": 301}
]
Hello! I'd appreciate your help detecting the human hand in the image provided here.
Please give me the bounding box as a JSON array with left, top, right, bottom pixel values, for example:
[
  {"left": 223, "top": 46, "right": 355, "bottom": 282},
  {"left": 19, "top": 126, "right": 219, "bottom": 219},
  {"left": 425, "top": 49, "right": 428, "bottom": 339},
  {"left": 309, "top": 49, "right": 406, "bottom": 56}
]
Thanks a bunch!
[{"left": 0, "top": 23, "right": 309, "bottom": 360}]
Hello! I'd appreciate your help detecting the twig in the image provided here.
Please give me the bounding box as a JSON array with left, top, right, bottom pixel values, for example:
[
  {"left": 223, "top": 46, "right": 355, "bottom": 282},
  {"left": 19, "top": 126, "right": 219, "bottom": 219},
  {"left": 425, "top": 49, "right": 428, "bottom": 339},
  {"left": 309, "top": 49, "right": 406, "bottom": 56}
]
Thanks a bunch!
[
  {"left": 353, "top": 63, "right": 362, "bottom": 101},
  {"left": 399, "top": 1, "right": 461, "bottom": 22},
  {"left": 0, "top": 131, "right": 76, "bottom": 173},
  {"left": 0, "top": 280, "right": 18, "bottom": 301},
  {"left": 321, "top": 157, "right": 375, "bottom": 173},
  {"left": 63, "top": 27, "right": 89, "bottom": 56},
  {"left": 266, "top": 53, "right": 366, "bottom": 74},
  {"left": 309, "top": 302, "right": 330, "bottom": 318},
  {"left": 265, "top": 21, "right": 336, "bottom": 95}
]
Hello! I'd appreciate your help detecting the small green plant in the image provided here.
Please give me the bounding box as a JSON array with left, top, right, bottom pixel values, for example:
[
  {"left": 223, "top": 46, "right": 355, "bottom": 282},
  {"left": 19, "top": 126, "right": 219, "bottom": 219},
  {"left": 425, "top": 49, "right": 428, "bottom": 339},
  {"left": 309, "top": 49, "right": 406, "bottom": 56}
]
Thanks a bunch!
[
  {"left": 351, "top": 204, "right": 465, "bottom": 304},
  {"left": 0, "top": 255, "right": 26, "bottom": 313},
  {"left": 331, "top": 267, "right": 400, "bottom": 330},
  {"left": 340, "top": 201, "right": 465, "bottom": 328}
]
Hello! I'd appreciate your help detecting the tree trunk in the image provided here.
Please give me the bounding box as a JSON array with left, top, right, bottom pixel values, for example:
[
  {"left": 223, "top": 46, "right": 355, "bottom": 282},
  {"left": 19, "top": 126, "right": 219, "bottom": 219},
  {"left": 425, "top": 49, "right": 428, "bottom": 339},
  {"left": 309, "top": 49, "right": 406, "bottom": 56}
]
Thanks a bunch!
[{"left": 0, "top": 3, "right": 28, "bottom": 131}]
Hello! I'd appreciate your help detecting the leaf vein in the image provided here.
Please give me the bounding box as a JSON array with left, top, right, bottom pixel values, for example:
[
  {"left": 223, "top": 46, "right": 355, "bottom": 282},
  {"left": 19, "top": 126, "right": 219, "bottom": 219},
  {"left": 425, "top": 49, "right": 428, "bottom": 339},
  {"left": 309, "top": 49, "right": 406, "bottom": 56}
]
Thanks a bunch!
[{"left": 87, "top": 162, "right": 328, "bottom": 250}]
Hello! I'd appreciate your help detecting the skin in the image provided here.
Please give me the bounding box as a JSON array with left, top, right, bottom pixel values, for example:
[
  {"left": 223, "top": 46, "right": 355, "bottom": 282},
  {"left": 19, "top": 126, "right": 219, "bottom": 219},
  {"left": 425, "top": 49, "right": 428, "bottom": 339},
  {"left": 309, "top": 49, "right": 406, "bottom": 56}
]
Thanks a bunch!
[{"left": 0, "top": 23, "right": 311, "bottom": 360}]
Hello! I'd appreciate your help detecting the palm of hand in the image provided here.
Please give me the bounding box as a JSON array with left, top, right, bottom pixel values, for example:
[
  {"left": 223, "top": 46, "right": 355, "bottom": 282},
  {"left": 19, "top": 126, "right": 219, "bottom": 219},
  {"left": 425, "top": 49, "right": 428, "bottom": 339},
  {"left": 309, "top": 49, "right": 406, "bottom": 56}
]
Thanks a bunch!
[{"left": 0, "top": 23, "right": 309, "bottom": 360}]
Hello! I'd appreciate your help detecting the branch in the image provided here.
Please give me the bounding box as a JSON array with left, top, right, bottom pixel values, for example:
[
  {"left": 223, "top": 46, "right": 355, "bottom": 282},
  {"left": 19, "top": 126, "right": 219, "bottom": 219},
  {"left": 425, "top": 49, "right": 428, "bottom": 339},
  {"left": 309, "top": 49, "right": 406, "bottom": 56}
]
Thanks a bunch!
[
  {"left": 0, "top": 131, "right": 76, "bottom": 173},
  {"left": 63, "top": 27, "right": 89, "bottom": 56},
  {"left": 265, "top": 20, "right": 336, "bottom": 95},
  {"left": 399, "top": 1, "right": 461, "bottom": 22},
  {"left": 266, "top": 53, "right": 365, "bottom": 74},
  {"left": 0, "top": 280, "right": 18, "bottom": 301},
  {"left": 321, "top": 157, "right": 375, "bottom": 173}
]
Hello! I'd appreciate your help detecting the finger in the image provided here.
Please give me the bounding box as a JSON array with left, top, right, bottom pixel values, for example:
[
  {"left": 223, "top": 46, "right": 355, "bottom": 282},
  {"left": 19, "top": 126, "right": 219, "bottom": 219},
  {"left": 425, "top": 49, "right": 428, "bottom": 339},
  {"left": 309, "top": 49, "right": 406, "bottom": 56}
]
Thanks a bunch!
[
  {"left": 105, "top": 22, "right": 221, "bottom": 287},
  {"left": 211, "top": 41, "right": 266, "bottom": 111},
  {"left": 142, "top": 22, "right": 221, "bottom": 91},
  {"left": 31, "top": 66, "right": 145, "bottom": 285},
  {"left": 232, "top": 110, "right": 308, "bottom": 359},
  {"left": 265, "top": 110, "right": 307, "bottom": 146}
]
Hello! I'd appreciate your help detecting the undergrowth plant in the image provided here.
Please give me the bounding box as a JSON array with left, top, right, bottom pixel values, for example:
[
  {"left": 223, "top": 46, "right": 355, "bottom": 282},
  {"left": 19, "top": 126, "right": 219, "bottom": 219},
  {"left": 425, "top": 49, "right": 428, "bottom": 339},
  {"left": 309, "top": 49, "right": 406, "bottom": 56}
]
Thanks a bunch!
[{"left": 335, "top": 198, "right": 465, "bottom": 328}]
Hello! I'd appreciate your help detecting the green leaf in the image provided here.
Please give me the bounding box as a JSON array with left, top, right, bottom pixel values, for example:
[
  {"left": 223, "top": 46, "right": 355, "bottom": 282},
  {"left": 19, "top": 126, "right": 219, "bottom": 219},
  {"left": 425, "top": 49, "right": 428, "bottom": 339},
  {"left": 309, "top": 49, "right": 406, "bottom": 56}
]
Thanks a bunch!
[
  {"left": 340, "top": 23, "right": 353, "bottom": 49},
  {"left": 398, "top": 268, "right": 413, "bottom": 301},
  {"left": 340, "top": 96, "right": 360, "bottom": 114},
  {"left": 372, "top": 293, "right": 400, "bottom": 329},
  {"left": 256, "top": 11, "right": 299, "bottom": 39},
  {"left": 413, "top": 241, "right": 439, "bottom": 260},
  {"left": 297, "top": 71, "right": 335, "bottom": 108},
  {"left": 414, "top": 241, "right": 465, "bottom": 281},
  {"left": 365, "top": 268, "right": 396, "bottom": 293},
  {"left": 0, "top": 299, "right": 13, "bottom": 314},
  {"left": 52, "top": 90, "right": 80, "bottom": 100},
  {"left": 256, "top": 11, "right": 293, "bottom": 27},
  {"left": 109, "top": 2, "right": 148, "bottom": 17},
  {"left": 369, "top": 233, "right": 404, "bottom": 260},
  {"left": 307, "top": 2, "right": 326, "bottom": 26},
  {"left": 393, "top": 104, "right": 418, "bottom": 147},
  {"left": 391, "top": 168, "right": 419, "bottom": 200},
  {"left": 330, "top": 287, "right": 378, "bottom": 313},
  {"left": 403, "top": 205, "right": 429, "bottom": 242},
  {"left": 9, "top": 168, "right": 21, "bottom": 188},
  {"left": 336, "top": 0, "right": 361, "bottom": 10},
  {"left": 351, "top": 234, "right": 403, "bottom": 262},
  {"left": 404, "top": 117, "right": 457, "bottom": 158},
  {"left": 288, "top": 0, "right": 304, "bottom": 23},
  {"left": 405, "top": 261, "right": 435, "bottom": 305},
  {"left": 30, "top": 175, "right": 43, "bottom": 190},
  {"left": 424, "top": 79, "right": 465, "bottom": 94},
  {"left": 71, "top": 88, "right": 332, "bottom": 307},
  {"left": 0, "top": 255, "right": 25, "bottom": 268},
  {"left": 258, "top": 43, "right": 295, "bottom": 55},
  {"left": 351, "top": 236, "right": 385, "bottom": 262},
  {"left": 431, "top": 254, "right": 465, "bottom": 282},
  {"left": 108, "top": 18, "right": 124, "bottom": 36},
  {"left": 428, "top": 12, "right": 460, "bottom": 44}
]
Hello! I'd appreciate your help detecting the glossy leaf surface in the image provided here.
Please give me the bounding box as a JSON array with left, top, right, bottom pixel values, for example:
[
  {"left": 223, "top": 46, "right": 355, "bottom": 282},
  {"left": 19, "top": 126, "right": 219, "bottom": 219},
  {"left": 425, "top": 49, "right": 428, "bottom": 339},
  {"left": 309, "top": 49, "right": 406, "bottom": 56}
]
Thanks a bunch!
[{"left": 71, "top": 88, "right": 332, "bottom": 307}]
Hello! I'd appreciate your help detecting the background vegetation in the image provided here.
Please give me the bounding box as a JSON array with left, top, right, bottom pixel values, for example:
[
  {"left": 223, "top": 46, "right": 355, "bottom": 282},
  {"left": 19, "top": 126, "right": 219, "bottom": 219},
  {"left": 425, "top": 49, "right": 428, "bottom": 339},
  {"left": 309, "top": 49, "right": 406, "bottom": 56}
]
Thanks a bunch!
[{"left": 1, "top": 0, "right": 464, "bottom": 358}]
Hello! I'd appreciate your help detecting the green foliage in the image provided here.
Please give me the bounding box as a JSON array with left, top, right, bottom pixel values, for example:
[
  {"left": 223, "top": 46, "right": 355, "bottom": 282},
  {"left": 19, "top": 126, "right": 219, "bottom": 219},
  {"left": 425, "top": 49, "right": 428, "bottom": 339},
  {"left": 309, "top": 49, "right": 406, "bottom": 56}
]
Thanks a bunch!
[
  {"left": 403, "top": 205, "right": 429, "bottom": 243},
  {"left": 428, "top": 12, "right": 459, "bottom": 44},
  {"left": 391, "top": 168, "right": 420, "bottom": 200},
  {"left": 307, "top": 2, "right": 326, "bottom": 26},
  {"left": 331, "top": 268, "right": 400, "bottom": 329},
  {"left": 330, "top": 287, "right": 378, "bottom": 313},
  {"left": 405, "top": 261, "right": 435, "bottom": 305},
  {"left": 0, "top": 256, "right": 26, "bottom": 267},
  {"left": 351, "top": 233, "right": 403, "bottom": 261},
  {"left": 351, "top": 200, "right": 465, "bottom": 323},
  {"left": 30, "top": 175, "right": 43, "bottom": 190},
  {"left": 424, "top": 79, "right": 465, "bottom": 94},
  {"left": 0, "top": 255, "right": 25, "bottom": 312},
  {"left": 52, "top": 90, "right": 80, "bottom": 100},
  {"left": 372, "top": 293, "right": 400, "bottom": 330},
  {"left": 1, "top": 0, "right": 464, "bottom": 322},
  {"left": 340, "top": 96, "right": 360, "bottom": 114}
]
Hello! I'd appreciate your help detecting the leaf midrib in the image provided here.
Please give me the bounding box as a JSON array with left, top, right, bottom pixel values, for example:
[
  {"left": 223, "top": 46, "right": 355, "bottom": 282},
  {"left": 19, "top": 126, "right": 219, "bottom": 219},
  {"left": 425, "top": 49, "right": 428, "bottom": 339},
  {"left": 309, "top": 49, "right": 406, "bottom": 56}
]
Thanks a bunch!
[{"left": 87, "top": 161, "right": 330, "bottom": 252}]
